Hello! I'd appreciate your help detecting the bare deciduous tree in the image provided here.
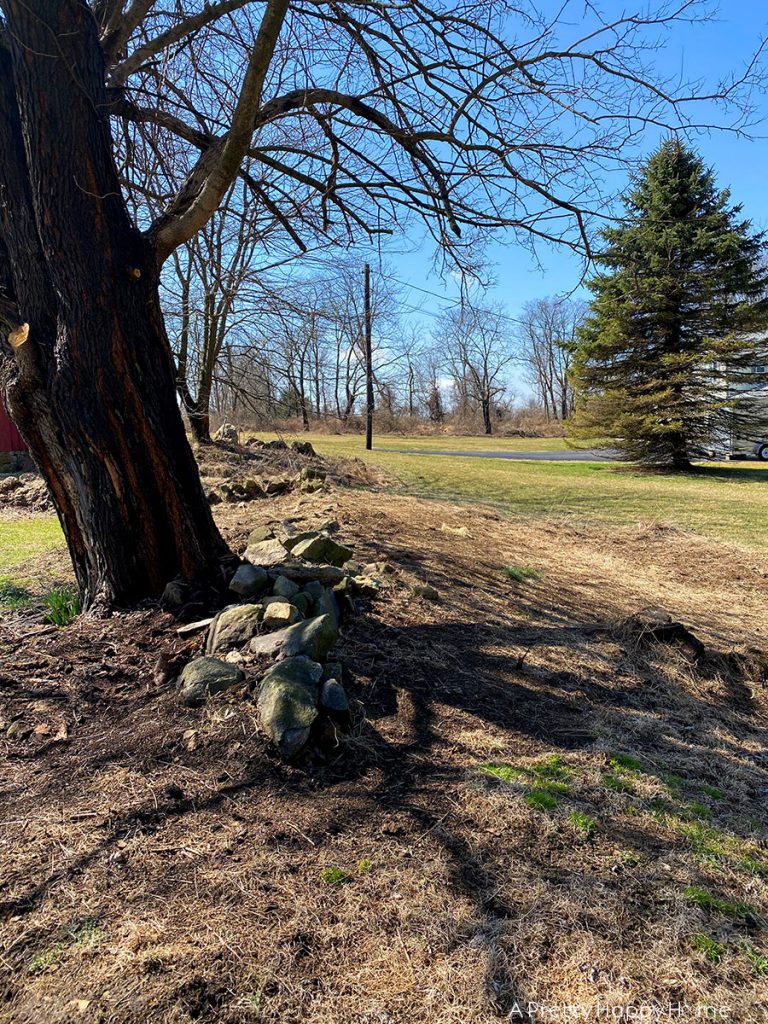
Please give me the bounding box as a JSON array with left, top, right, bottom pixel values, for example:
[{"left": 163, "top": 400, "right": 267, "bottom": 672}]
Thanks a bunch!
[
  {"left": 518, "top": 297, "right": 585, "bottom": 421},
  {"left": 438, "top": 305, "right": 515, "bottom": 435}
]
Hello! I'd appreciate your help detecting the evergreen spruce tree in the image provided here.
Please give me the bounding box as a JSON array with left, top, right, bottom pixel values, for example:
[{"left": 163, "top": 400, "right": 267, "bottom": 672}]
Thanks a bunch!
[{"left": 572, "top": 139, "right": 768, "bottom": 469}]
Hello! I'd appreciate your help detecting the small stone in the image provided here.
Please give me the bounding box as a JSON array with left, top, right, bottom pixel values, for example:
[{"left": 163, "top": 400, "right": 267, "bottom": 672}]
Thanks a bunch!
[
  {"left": 247, "top": 524, "right": 275, "bottom": 546},
  {"left": 160, "top": 579, "right": 187, "bottom": 609},
  {"left": 7, "top": 720, "right": 33, "bottom": 740},
  {"left": 272, "top": 575, "right": 300, "bottom": 599},
  {"left": 176, "top": 616, "right": 215, "bottom": 637},
  {"left": 280, "top": 529, "right": 321, "bottom": 552},
  {"left": 249, "top": 613, "right": 338, "bottom": 661},
  {"left": 320, "top": 678, "right": 349, "bottom": 713},
  {"left": 352, "top": 575, "right": 381, "bottom": 598},
  {"left": 292, "top": 535, "right": 353, "bottom": 567},
  {"left": 413, "top": 584, "right": 439, "bottom": 602},
  {"left": 243, "top": 478, "right": 264, "bottom": 500},
  {"left": 322, "top": 660, "right": 343, "bottom": 683},
  {"left": 292, "top": 441, "right": 317, "bottom": 457},
  {"left": 300, "top": 479, "right": 324, "bottom": 494},
  {"left": 206, "top": 604, "right": 264, "bottom": 654},
  {"left": 291, "top": 593, "right": 312, "bottom": 617},
  {"left": 229, "top": 564, "right": 269, "bottom": 599},
  {"left": 213, "top": 422, "right": 239, "bottom": 443},
  {"left": 257, "top": 656, "right": 323, "bottom": 757},
  {"left": 178, "top": 657, "right": 244, "bottom": 707},
  {"left": 314, "top": 586, "right": 340, "bottom": 628},
  {"left": 262, "top": 475, "right": 291, "bottom": 495},
  {"left": 245, "top": 537, "right": 289, "bottom": 567},
  {"left": 262, "top": 599, "right": 302, "bottom": 628}
]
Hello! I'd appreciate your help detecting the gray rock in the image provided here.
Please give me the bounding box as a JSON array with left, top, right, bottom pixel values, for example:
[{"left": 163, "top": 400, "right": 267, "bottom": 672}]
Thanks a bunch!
[
  {"left": 257, "top": 656, "right": 323, "bottom": 757},
  {"left": 322, "top": 660, "right": 343, "bottom": 683},
  {"left": 248, "top": 613, "right": 338, "bottom": 661},
  {"left": 300, "top": 479, "right": 324, "bottom": 494},
  {"left": 292, "top": 441, "right": 317, "bottom": 457},
  {"left": 229, "top": 564, "right": 269, "bottom": 599},
  {"left": 7, "top": 720, "right": 33, "bottom": 739},
  {"left": 291, "top": 534, "right": 353, "bottom": 567},
  {"left": 303, "top": 580, "right": 325, "bottom": 603},
  {"left": 262, "top": 599, "right": 302, "bottom": 628},
  {"left": 351, "top": 575, "right": 381, "bottom": 598},
  {"left": 206, "top": 604, "right": 264, "bottom": 654},
  {"left": 161, "top": 579, "right": 187, "bottom": 609},
  {"left": 268, "top": 564, "right": 347, "bottom": 586},
  {"left": 281, "top": 529, "right": 321, "bottom": 552},
  {"left": 272, "top": 574, "right": 300, "bottom": 599},
  {"left": 313, "top": 586, "right": 340, "bottom": 628},
  {"left": 291, "top": 592, "right": 312, "bottom": 617},
  {"left": 213, "top": 422, "right": 239, "bottom": 443},
  {"left": 243, "top": 478, "right": 264, "bottom": 500},
  {"left": 320, "top": 678, "right": 349, "bottom": 713},
  {"left": 262, "top": 475, "right": 291, "bottom": 495},
  {"left": 178, "top": 657, "right": 244, "bottom": 707},
  {"left": 247, "top": 524, "right": 275, "bottom": 546},
  {"left": 245, "top": 537, "right": 289, "bottom": 567}
]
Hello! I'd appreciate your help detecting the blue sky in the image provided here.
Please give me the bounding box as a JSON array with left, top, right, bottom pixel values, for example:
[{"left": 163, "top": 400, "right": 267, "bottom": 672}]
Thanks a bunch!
[{"left": 367, "top": 3, "right": 768, "bottom": 345}]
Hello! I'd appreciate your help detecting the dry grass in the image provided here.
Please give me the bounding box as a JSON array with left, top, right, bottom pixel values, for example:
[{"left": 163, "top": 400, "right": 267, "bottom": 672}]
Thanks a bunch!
[{"left": 1, "top": 486, "right": 767, "bottom": 1023}]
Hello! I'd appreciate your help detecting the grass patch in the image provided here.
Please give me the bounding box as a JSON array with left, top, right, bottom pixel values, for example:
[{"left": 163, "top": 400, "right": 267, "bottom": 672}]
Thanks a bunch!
[
  {"left": 503, "top": 565, "right": 541, "bottom": 583},
  {"left": 603, "top": 772, "right": 635, "bottom": 794},
  {"left": 263, "top": 431, "right": 768, "bottom": 549},
  {"left": 525, "top": 790, "right": 561, "bottom": 812},
  {"left": 357, "top": 859, "right": 373, "bottom": 875},
  {"left": 479, "top": 756, "right": 572, "bottom": 813},
  {"left": 744, "top": 944, "right": 768, "bottom": 976},
  {"left": 0, "top": 515, "right": 64, "bottom": 570},
  {"left": 610, "top": 753, "right": 644, "bottom": 772},
  {"left": 683, "top": 886, "right": 756, "bottom": 922},
  {"left": 0, "top": 577, "right": 33, "bottom": 609},
  {"left": 529, "top": 754, "right": 571, "bottom": 781},
  {"left": 320, "top": 866, "right": 353, "bottom": 887},
  {"left": 29, "top": 918, "right": 103, "bottom": 975},
  {"left": 478, "top": 762, "right": 523, "bottom": 784},
  {"left": 699, "top": 784, "right": 725, "bottom": 801},
  {"left": 691, "top": 934, "right": 726, "bottom": 963},
  {"left": 42, "top": 586, "right": 81, "bottom": 626},
  {"left": 569, "top": 811, "right": 598, "bottom": 840}
]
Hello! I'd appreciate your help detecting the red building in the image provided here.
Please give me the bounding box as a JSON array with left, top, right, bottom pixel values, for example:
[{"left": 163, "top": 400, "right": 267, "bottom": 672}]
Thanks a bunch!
[{"left": 0, "top": 396, "right": 26, "bottom": 452}]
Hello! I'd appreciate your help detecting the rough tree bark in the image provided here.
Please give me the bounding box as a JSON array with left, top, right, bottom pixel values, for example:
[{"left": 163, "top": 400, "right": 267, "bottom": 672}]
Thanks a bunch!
[{"left": 0, "top": 4, "right": 229, "bottom": 609}]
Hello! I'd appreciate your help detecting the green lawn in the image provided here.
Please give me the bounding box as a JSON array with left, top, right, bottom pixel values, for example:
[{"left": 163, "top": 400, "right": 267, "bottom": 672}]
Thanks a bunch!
[
  {"left": 0, "top": 516, "right": 64, "bottom": 568},
  {"left": 0, "top": 515, "right": 67, "bottom": 606},
  {"left": 263, "top": 431, "right": 768, "bottom": 549}
]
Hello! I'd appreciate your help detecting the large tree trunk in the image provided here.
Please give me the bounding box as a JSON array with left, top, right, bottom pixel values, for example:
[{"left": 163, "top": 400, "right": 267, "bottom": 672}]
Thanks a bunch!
[{"left": 0, "top": 3, "right": 230, "bottom": 611}]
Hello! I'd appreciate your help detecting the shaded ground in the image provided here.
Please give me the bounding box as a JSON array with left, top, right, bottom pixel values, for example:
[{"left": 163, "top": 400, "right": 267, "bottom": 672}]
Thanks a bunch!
[{"left": 1, "top": 487, "right": 767, "bottom": 1023}]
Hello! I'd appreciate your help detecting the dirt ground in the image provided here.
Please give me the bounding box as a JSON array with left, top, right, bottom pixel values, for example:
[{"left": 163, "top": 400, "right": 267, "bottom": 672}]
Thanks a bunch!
[{"left": 1, "top": 485, "right": 767, "bottom": 1023}]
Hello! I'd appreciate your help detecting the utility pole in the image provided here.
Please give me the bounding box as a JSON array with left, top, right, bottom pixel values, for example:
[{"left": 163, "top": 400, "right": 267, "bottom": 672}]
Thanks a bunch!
[{"left": 364, "top": 262, "right": 374, "bottom": 451}]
